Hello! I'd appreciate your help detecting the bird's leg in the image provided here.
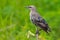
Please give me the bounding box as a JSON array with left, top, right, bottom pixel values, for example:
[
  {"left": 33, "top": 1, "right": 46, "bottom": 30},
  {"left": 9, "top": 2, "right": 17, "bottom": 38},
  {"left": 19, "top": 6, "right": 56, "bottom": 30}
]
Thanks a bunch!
[
  {"left": 36, "top": 27, "right": 42, "bottom": 40},
  {"left": 36, "top": 30, "right": 39, "bottom": 40},
  {"left": 36, "top": 28, "right": 40, "bottom": 40}
]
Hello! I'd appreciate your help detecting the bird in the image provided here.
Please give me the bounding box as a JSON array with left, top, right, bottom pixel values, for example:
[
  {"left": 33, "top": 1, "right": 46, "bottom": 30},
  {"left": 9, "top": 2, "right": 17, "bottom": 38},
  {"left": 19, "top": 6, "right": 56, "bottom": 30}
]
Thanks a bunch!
[{"left": 26, "top": 5, "right": 51, "bottom": 35}]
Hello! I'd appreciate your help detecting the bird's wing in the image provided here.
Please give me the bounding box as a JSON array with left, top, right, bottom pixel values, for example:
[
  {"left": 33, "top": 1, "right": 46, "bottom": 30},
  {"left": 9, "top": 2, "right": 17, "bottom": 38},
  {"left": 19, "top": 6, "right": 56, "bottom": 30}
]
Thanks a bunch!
[
  {"left": 37, "top": 19, "right": 48, "bottom": 27},
  {"left": 31, "top": 12, "right": 48, "bottom": 27},
  {"left": 36, "top": 17, "right": 48, "bottom": 27},
  {"left": 35, "top": 16, "right": 50, "bottom": 32}
]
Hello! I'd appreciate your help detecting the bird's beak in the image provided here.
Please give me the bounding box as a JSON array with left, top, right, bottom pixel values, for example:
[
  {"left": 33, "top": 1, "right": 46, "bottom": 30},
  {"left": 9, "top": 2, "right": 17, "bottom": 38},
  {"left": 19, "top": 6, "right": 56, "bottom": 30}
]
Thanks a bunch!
[{"left": 25, "top": 6, "right": 30, "bottom": 8}]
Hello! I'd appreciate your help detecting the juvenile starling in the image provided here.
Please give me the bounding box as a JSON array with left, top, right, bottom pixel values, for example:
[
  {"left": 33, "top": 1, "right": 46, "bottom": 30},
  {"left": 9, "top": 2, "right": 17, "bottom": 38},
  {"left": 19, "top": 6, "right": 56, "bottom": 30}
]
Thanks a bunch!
[{"left": 26, "top": 5, "right": 51, "bottom": 34}]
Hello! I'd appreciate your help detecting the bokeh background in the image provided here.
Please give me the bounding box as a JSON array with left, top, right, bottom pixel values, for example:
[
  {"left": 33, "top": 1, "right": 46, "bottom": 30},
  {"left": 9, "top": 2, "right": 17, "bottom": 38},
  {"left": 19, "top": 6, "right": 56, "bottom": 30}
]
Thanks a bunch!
[{"left": 0, "top": 0, "right": 60, "bottom": 40}]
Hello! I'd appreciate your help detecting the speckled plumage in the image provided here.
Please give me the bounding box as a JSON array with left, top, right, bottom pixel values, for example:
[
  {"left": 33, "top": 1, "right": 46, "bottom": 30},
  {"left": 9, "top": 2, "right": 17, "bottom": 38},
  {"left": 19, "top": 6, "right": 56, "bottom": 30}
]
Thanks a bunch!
[{"left": 28, "top": 5, "right": 51, "bottom": 33}]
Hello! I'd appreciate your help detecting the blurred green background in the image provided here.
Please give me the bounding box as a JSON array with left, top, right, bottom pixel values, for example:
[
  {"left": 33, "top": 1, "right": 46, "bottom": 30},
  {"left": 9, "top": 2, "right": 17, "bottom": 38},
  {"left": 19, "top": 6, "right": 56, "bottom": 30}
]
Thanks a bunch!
[{"left": 0, "top": 0, "right": 60, "bottom": 40}]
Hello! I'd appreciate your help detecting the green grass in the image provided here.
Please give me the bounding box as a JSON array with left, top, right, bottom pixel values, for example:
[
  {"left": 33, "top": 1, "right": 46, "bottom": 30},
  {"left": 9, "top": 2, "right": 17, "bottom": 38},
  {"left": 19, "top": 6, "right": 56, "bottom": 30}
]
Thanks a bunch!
[{"left": 0, "top": 0, "right": 60, "bottom": 40}]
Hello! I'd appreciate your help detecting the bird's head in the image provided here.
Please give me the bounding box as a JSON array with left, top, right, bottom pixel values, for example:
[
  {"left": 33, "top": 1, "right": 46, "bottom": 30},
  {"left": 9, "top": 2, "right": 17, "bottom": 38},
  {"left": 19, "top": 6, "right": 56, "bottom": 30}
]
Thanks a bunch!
[{"left": 26, "top": 5, "right": 36, "bottom": 11}]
